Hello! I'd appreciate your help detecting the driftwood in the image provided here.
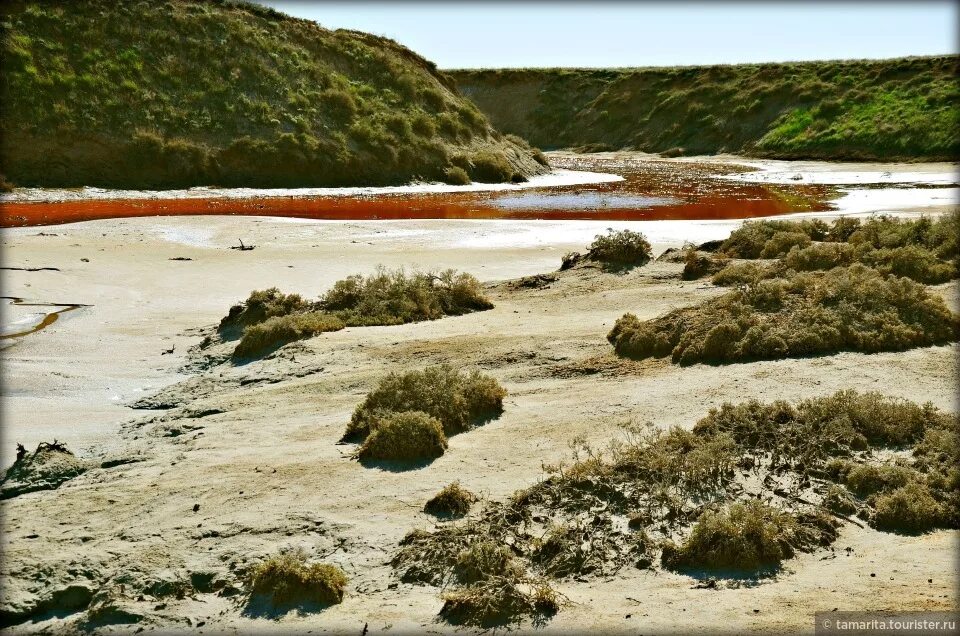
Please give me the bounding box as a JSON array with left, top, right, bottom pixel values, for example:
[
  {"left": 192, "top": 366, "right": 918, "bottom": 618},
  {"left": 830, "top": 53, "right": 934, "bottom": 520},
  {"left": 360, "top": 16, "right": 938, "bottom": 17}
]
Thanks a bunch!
[
  {"left": 230, "top": 239, "right": 255, "bottom": 251},
  {"left": 0, "top": 267, "right": 60, "bottom": 271}
]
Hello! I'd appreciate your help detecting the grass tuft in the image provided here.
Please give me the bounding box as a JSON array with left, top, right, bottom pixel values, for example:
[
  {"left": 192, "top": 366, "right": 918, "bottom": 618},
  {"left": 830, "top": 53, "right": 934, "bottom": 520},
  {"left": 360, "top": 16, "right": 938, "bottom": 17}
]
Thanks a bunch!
[
  {"left": 247, "top": 551, "right": 347, "bottom": 609},
  {"left": 425, "top": 482, "right": 477, "bottom": 517}
]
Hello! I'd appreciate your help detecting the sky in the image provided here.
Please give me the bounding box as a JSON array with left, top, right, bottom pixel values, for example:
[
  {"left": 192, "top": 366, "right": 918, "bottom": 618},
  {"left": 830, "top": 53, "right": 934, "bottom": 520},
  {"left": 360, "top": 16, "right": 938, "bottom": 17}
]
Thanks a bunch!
[{"left": 258, "top": 1, "right": 958, "bottom": 69}]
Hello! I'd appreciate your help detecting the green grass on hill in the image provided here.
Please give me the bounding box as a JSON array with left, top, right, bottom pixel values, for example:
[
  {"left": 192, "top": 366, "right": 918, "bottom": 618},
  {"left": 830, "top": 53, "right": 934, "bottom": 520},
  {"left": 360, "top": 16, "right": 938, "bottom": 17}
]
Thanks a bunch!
[
  {"left": 451, "top": 56, "right": 960, "bottom": 161},
  {"left": 0, "top": 0, "right": 547, "bottom": 188}
]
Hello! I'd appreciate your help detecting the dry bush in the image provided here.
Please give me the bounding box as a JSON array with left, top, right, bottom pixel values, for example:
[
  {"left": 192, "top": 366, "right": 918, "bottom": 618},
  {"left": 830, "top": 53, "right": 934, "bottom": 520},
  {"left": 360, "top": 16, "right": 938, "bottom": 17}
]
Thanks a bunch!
[
  {"left": 247, "top": 551, "right": 347, "bottom": 609},
  {"left": 320, "top": 267, "right": 493, "bottom": 326},
  {"left": 682, "top": 247, "right": 729, "bottom": 280},
  {"left": 344, "top": 364, "right": 506, "bottom": 442},
  {"left": 760, "top": 231, "right": 812, "bottom": 258},
  {"left": 872, "top": 481, "right": 948, "bottom": 534},
  {"left": 660, "top": 501, "right": 833, "bottom": 573},
  {"left": 233, "top": 312, "right": 344, "bottom": 359},
  {"left": 222, "top": 267, "right": 492, "bottom": 359},
  {"left": 425, "top": 482, "right": 476, "bottom": 517},
  {"left": 559, "top": 251, "right": 582, "bottom": 271},
  {"left": 218, "top": 288, "right": 312, "bottom": 338},
  {"left": 356, "top": 411, "right": 448, "bottom": 462},
  {"left": 822, "top": 484, "right": 858, "bottom": 515},
  {"left": 587, "top": 229, "right": 652, "bottom": 270},
  {"left": 609, "top": 264, "right": 959, "bottom": 365}
]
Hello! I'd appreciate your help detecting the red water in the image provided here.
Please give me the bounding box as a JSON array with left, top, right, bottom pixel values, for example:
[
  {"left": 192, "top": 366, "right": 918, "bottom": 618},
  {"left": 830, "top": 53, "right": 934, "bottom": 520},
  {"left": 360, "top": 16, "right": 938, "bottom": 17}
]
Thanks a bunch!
[{"left": 0, "top": 157, "right": 833, "bottom": 228}]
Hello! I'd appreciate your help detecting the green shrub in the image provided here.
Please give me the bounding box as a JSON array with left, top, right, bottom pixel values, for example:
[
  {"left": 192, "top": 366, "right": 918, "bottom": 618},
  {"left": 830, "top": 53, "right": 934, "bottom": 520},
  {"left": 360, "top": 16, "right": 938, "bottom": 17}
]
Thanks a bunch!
[
  {"left": 357, "top": 410, "right": 448, "bottom": 462},
  {"left": 441, "top": 166, "right": 471, "bottom": 185},
  {"left": 862, "top": 245, "right": 956, "bottom": 284},
  {"left": 661, "top": 501, "right": 804, "bottom": 573},
  {"left": 344, "top": 364, "right": 506, "bottom": 442},
  {"left": 760, "top": 231, "right": 812, "bottom": 258},
  {"left": 469, "top": 152, "right": 514, "bottom": 183},
  {"left": 587, "top": 229, "right": 652, "bottom": 269},
  {"left": 610, "top": 264, "right": 959, "bottom": 365},
  {"left": 233, "top": 312, "right": 344, "bottom": 359},
  {"left": 425, "top": 482, "right": 476, "bottom": 517},
  {"left": 247, "top": 552, "right": 347, "bottom": 608},
  {"left": 872, "top": 481, "right": 947, "bottom": 534}
]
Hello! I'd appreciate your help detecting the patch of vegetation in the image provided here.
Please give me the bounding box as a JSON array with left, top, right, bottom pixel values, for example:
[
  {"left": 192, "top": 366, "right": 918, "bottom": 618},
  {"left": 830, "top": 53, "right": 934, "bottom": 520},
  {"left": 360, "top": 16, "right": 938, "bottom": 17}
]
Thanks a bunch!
[
  {"left": 233, "top": 311, "right": 345, "bottom": 359},
  {"left": 223, "top": 268, "right": 493, "bottom": 359},
  {"left": 218, "top": 288, "right": 311, "bottom": 339},
  {"left": 1, "top": 441, "right": 88, "bottom": 499},
  {"left": 425, "top": 481, "right": 476, "bottom": 517},
  {"left": 715, "top": 214, "right": 957, "bottom": 284},
  {"left": 660, "top": 501, "right": 834, "bottom": 573},
  {"left": 440, "top": 542, "right": 561, "bottom": 627},
  {"left": 356, "top": 410, "right": 448, "bottom": 463},
  {"left": 681, "top": 246, "right": 729, "bottom": 280},
  {"left": 872, "top": 481, "right": 948, "bottom": 534},
  {"left": 319, "top": 268, "right": 493, "bottom": 326},
  {"left": 584, "top": 229, "right": 652, "bottom": 270},
  {"left": 451, "top": 56, "right": 960, "bottom": 160},
  {"left": 344, "top": 364, "right": 506, "bottom": 443},
  {"left": 1, "top": 0, "right": 548, "bottom": 189},
  {"left": 609, "top": 264, "right": 958, "bottom": 365},
  {"left": 247, "top": 551, "right": 347, "bottom": 610},
  {"left": 391, "top": 391, "right": 957, "bottom": 626}
]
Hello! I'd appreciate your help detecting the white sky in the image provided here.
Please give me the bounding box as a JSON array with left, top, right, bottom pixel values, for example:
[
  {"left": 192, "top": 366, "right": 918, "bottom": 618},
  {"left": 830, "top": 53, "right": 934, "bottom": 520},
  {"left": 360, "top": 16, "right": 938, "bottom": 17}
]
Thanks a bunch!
[{"left": 258, "top": 1, "right": 958, "bottom": 68}]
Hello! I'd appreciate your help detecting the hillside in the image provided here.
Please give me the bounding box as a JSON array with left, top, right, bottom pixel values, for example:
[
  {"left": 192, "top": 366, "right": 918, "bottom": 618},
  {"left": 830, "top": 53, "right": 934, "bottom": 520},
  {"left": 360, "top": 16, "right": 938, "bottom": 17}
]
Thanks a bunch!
[
  {"left": 0, "top": 0, "right": 548, "bottom": 189},
  {"left": 451, "top": 56, "right": 960, "bottom": 161}
]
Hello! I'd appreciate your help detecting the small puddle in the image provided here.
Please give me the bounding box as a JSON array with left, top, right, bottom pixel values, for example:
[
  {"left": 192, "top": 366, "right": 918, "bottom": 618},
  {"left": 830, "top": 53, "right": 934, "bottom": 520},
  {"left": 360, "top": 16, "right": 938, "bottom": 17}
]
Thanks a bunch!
[
  {"left": 0, "top": 296, "right": 86, "bottom": 340},
  {"left": 0, "top": 155, "right": 836, "bottom": 227}
]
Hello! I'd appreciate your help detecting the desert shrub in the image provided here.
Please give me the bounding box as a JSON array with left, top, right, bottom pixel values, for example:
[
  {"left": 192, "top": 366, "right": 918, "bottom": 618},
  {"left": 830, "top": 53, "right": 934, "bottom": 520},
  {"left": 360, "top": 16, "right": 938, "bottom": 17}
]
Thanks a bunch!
[
  {"left": 822, "top": 484, "right": 857, "bottom": 515},
  {"left": 441, "top": 166, "right": 470, "bottom": 185},
  {"left": 783, "top": 242, "right": 856, "bottom": 271},
  {"left": 247, "top": 552, "right": 347, "bottom": 609},
  {"left": 721, "top": 220, "right": 822, "bottom": 258},
  {"left": 871, "top": 481, "right": 947, "bottom": 534},
  {"left": 760, "top": 231, "right": 812, "bottom": 258},
  {"left": 609, "top": 264, "right": 959, "bottom": 365},
  {"left": 320, "top": 268, "right": 493, "bottom": 326},
  {"left": 233, "top": 312, "right": 344, "bottom": 359},
  {"left": 841, "top": 463, "right": 917, "bottom": 497},
  {"left": 219, "top": 288, "right": 312, "bottom": 337},
  {"left": 710, "top": 261, "right": 770, "bottom": 286},
  {"left": 826, "top": 217, "right": 861, "bottom": 241},
  {"left": 862, "top": 245, "right": 956, "bottom": 284},
  {"left": 469, "top": 152, "right": 514, "bottom": 183},
  {"left": 440, "top": 573, "right": 560, "bottom": 628},
  {"left": 661, "top": 501, "right": 811, "bottom": 573},
  {"left": 682, "top": 247, "right": 728, "bottom": 280},
  {"left": 356, "top": 410, "right": 448, "bottom": 462},
  {"left": 344, "top": 364, "right": 506, "bottom": 442},
  {"left": 587, "top": 229, "right": 652, "bottom": 269},
  {"left": 694, "top": 390, "right": 947, "bottom": 464},
  {"left": 425, "top": 482, "right": 476, "bottom": 517}
]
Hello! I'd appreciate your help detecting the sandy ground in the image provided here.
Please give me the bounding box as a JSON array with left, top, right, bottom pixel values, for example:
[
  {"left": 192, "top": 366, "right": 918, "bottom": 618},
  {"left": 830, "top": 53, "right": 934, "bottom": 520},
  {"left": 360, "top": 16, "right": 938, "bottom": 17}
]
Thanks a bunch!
[{"left": 1, "top": 155, "right": 957, "bottom": 634}]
